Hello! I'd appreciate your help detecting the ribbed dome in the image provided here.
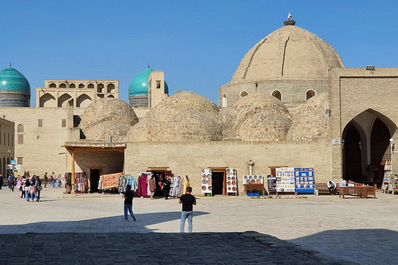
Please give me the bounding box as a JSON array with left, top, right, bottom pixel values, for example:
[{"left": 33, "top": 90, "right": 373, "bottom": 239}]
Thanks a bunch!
[
  {"left": 231, "top": 25, "right": 344, "bottom": 83},
  {"left": 126, "top": 91, "right": 222, "bottom": 142},
  {"left": 232, "top": 93, "right": 293, "bottom": 141},
  {"left": 80, "top": 98, "right": 138, "bottom": 141},
  {"left": 0, "top": 67, "right": 30, "bottom": 94},
  {"left": 287, "top": 92, "right": 329, "bottom": 141}
]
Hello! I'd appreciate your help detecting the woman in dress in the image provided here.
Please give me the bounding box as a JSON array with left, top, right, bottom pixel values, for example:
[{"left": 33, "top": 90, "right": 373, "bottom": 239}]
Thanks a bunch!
[
  {"left": 149, "top": 175, "right": 156, "bottom": 200},
  {"left": 35, "top": 176, "right": 42, "bottom": 202}
]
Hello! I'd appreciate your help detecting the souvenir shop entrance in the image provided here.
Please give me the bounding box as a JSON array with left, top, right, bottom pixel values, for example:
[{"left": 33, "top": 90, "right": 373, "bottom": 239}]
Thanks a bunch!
[
  {"left": 64, "top": 143, "right": 126, "bottom": 194},
  {"left": 147, "top": 167, "right": 172, "bottom": 197},
  {"left": 210, "top": 168, "right": 226, "bottom": 195},
  {"left": 90, "top": 169, "right": 100, "bottom": 193}
]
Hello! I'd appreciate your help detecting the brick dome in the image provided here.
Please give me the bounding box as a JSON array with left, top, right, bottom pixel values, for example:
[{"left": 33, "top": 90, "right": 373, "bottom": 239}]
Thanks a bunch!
[{"left": 126, "top": 91, "right": 222, "bottom": 142}]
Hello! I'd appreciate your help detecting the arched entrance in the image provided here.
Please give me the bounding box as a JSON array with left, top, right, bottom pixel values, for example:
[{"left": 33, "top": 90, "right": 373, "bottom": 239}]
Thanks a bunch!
[{"left": 342, "top": 109, "right": 396, "bottom": 186}]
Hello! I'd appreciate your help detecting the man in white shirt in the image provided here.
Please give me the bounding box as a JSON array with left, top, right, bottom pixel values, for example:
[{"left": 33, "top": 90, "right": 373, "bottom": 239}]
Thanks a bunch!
[{"left": 339, "top": 179, "right": 347, "bottom": 187}]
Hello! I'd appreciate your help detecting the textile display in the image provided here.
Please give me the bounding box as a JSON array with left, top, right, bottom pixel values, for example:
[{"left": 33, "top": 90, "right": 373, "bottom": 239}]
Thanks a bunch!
[
  {"left": 100, "top": 172, "right": 123, "bottom": 189},
  {"left": 137, "top": 174, "right": 148, "bottom": 196},
  {"left": 170, "top": 175, "right": 181, "bottom": 197}
]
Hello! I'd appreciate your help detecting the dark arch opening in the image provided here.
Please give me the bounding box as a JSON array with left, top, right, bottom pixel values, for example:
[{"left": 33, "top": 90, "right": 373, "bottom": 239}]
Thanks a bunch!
[
  {"left": 272, "top": 90, "right": 281, "bottom": 101},
  {"left": 343, "top": 124, "right": 362, "bottom": 182},
  {"left": 371, "top": 118, "right": 391, "bottom": 187}
]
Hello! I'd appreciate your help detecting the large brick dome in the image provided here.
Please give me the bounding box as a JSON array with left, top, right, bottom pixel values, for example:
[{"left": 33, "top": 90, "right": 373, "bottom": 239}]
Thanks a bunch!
[{"left": 230, "top": 25, "right": 344, "bottom": 83}]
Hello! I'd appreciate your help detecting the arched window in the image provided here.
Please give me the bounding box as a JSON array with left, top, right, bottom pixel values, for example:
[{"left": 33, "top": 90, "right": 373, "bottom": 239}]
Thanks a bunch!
[
  {"left": 88, "top": 83, "right": 94, "bottom": 88},
  {"left": 222, "top": 94, "right": 228, "bottom": 107},
  {"left": 107, "top": 83, "right": 115, "bottom": 93},
  {"left": 79, "top": 83, "right": 85, "bottom": 88},
  {"left": 240, "top": 91, "right": 248, "bottom": 97},
  {"left": 306, "top": 90, "right": 316, "bottom": 101},
  {"left": 59, "top": 83, "right": 66, "bottom": 88},
  {"left": 97, "top": 83, "right": 104, "bottom": 93},
  {"left": 39, "top": 93, "right": 56, "bottom": 107},
  {"left": 49, "top": 83, "right": 56, "bottom": 88},
  {"left": 272, "top": 90, "right": 282, "bottom": 101},
  {"left": 69, "top": 83, "right": 76, "bottom": 88},
  {"left": 58, "top": 93, "right": 73, "bottom": 107},
  {"left": 76, "top": 94, "right": 92, "bottom": 107},
  {"left": 108, "top": 95, "right": 115, "bottom": 98},
  {"left": 17, "top": 124, "right": 24, "bottom": 133}
]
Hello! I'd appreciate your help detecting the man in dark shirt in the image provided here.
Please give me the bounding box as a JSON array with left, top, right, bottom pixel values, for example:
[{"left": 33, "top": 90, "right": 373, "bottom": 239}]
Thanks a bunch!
[
  {"left": 179, "top": 187, "right": 196, "bottom": 233},
  {"left": 123, "top": 185, "right": 136, "bottom": 222}
]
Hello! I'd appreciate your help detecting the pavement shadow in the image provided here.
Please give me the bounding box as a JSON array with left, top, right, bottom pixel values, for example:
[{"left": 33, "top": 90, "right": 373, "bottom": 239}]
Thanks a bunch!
[
  {"left": 289, "top": 229, "right": 398, "bottom": 264},
  {"left": 0, "top": 211, "right": 209, "bottom": 234}
]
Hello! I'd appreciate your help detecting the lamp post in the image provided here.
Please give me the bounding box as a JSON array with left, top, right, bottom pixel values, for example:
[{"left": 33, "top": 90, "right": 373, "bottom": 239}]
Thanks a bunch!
[
  {"left": 248, "top": 160, "right": 255, "bottom": 175},
  {"left": 390, "top": 138, "right": 394, "bottom": 173}
]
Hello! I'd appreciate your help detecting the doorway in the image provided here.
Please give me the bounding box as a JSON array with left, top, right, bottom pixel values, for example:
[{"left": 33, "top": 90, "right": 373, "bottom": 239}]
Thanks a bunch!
[
  {"left": 90, "top": 169, "right": 100, "bottom": 193},
  {"left": 212, "top": 172, "right": 225, "bottom": 195}
]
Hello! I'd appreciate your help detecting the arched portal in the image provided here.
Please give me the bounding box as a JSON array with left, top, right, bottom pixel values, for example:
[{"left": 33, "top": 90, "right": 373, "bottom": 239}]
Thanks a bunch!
[
  {"left": 342, "top": 109, "right": 396, "bottom": 186},
  {"left": 76, "top": 94, "right": 92, "bottom": 107},
  {"left": 58, "top": 94, "right": 73, "bottom": 107}
]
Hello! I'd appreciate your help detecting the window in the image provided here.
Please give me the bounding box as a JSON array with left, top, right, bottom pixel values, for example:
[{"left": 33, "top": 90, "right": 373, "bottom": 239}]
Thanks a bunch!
[
  {"left": 49, "top": 83, "right": 56, "bottom": 88},
  {"left": 79, "top": 83, "right": 85, "bottom": 88},
  {"left": 97, "top": 83, "right": 104, "bottom": 93},
  {"left": 73, "top": 115, "right": 81, "bottom": 128},
  {"left": 17, "top": 157, "right": 23, "bottom": 165},
  {"left": 62, "top": 119, "right": 66, "bottom": 127},
  {"left": 306, "top": 90, "right": 316, "bottom": 101},
  {"left": 18, "top": 134, "right": 23, "bottom": 144},
  {"left": 69, "top": 83, "right": 76, "bottom": 88},
  {"left": 17, "top": 124, "right": 24, "bottom": 133},
  {"left": 240, "top": 91, "right": 248, "bottom": 97},
  {"left": 272, "top": 90, "right": 282, "bottom": 101},
  {"left": 59, "top": 83, "right": 66, "bottom": 88},
  {"left": 107, "top": 83, "right": 115, "bottom": 93},
  {"left": 38, "top": 119, "right": 43, "bottom": 127},
  {"left": 156, "top": 80, "right": 161, "bottom": 89},
  {"left": 88, "top": 83, "right": 94, "bottom": 88}
]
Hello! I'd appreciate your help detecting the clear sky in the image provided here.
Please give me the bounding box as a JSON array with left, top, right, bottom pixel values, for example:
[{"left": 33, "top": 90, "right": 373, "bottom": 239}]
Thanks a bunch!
[{"left": 1, "top": 0, "right": 397, "bottom": 106}]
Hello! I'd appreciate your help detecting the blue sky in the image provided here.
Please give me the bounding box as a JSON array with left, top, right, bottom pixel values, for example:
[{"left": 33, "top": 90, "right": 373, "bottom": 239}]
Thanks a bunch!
[{"left": 1, "top": 0, "right": 397, "bottom": 106}]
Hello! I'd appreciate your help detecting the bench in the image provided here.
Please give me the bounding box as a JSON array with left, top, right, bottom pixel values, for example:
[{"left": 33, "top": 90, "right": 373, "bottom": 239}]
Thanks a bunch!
[
  {"left": 339, "top": 186, "right": 376, "bottom": 199},
  {"left": 315, "top": 183, "right": 339, "bottom": 195}
]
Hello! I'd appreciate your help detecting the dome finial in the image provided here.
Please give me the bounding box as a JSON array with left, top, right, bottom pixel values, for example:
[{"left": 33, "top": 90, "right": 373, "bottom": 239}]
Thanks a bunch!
[
  {"left": 284, "top": 12, "right": 296, "bottom": 26},
  {"left": 148, "top": 63, "right": 150, "bottom": 68},
  {"left": 9, "top": 62, "right": 12, "bottom": 67}
]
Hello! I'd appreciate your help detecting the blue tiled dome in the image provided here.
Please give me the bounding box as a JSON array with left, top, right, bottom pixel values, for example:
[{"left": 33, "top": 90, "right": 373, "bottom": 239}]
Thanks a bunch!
[
  {"left": 0, "top": 66, "right": 31, "bottom": 95},
  {"left": 128, "top": 67, "right": 153, "bottom": 96}
]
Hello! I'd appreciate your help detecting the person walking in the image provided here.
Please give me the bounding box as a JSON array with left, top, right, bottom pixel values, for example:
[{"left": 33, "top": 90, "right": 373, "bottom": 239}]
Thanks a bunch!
[
  {"left": 24, "top": 177, "right": 30, "bottom": 201},
  {"left": 122, "top": 185, "right": 136, "bottom": 222},
  {"left": 179, "top": 186, "right": 196, "bottom": 233},
  {"left": 0, "top": 174, "right": 3, "bottom": 190},
  {"left": 8, "top": 174, "right": 15, "bottom": 191},
  {"left": 35, "top": 176, "right": 42, "bottom": 202},
  {"left": 163, "top": 176, "right": 171, "bottom": 200}
]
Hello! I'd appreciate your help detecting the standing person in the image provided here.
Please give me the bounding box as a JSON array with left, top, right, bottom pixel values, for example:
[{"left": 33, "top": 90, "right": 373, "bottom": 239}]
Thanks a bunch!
[
  {"left": 179, "top": 187, "right": 196, "bottom": 233},
  {"left": 8, "top": 174, "right": 15, "bottom": 192},
  {"left": 0, "top": 174, "right": 3, "bottom": 190},
  {"left": 35, "top": 176, "right": 42, "bottom": 202},
  {"left": 24, "top": 177, "right": 30, "bottom": 201},
  {"left": 149, "top": 175, "right": 156, "bottom": 200},
  {"left": 43, "top": 172, "right": 48, "bottom": 188},
  {"left": 28, "top": 179, "right": 36, "bottom": 202},
  {"left": 21, "top": 176, "right": 26, "bottom": 198},
  {"left": 51, "top": 172, "right": 56, "bottom": 187},
  {"left": 122, "top": 185, "right": 136, "bottom": 222},
  {"left": 163, "top": 176, "right": 171, "bottom": 200}
]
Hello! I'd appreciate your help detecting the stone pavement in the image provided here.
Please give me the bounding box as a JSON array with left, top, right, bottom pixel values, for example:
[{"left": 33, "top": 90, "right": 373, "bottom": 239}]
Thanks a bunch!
[
  {"left": 1, "top": 187, "right": 398, "bottom": 264},
  {"left": 0, "top": 232, "right": 353, "bottom": 265}
]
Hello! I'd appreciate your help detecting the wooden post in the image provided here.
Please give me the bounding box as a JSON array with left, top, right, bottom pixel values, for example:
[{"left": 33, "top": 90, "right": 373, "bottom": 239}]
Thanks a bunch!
[{"left": 71, "top": 151, "right": 75, "bottom": 194}]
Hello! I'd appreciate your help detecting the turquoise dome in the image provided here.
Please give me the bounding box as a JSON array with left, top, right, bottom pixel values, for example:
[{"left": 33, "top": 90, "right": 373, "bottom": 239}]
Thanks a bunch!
[
  {"left": 129, "top": 67, "right": 153, "bottom": 96},
  {"left": 128, "top": 67, "right": 169, "bottom": 96},
  {"left": 0, "top": 67, "right": 31, "bottom": 95}
]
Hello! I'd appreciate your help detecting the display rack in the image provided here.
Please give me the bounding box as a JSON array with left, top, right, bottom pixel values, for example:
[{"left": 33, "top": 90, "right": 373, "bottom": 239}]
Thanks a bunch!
[
  {"left": 294, "top": 168, "right": 315, "bottom": 194},
  {"left": 201, "top": 169, "right": 212, "bottom": 196},
  {"left": 226, "top": 168, "right": 237, "bottom": 195}
]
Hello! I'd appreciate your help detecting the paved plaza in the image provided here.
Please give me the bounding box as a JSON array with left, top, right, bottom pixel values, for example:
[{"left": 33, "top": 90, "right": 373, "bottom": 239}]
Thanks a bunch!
[{"left": 1, "top": 187, "right": 398, "bottom": 264}]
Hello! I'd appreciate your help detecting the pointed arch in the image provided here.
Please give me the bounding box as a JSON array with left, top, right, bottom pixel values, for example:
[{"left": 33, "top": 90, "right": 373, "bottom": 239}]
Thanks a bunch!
[
  {"left": 58, "top": 93, "right": 73, "bottom": 107},
  {"left": 76, "top": 94, "right": 92, "bottom": 107},
  {"left": 240, "top": 91, "right": 248, "bottom": 97},
  {"left": 305, "top": 89, "right": 316, "bottom": 101},
  {"left": 107, "top": 83, "right": 115, "bottom": 93},
  {"left": 40, "top": 93, "right": 56, "bottom": 107}
]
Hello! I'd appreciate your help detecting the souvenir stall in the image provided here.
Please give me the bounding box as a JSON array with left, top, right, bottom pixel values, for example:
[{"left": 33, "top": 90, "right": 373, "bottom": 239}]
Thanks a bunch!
[
  {"left": 226, "top": 168, "right": 237, "bottom": 195},
  {"left": 137, "top": 172, "right": 152, "bottom": 197},
  {"left": 243, "top": 175, "right": 265, "bottom": 196},
  {"left": 382, "top": 160, "right": 392, "bottom": 193},
  {"left": 98, "top": 172, "right": 123, "bottom": 191},
  {"left": 267, "top": 175, "right": 277, "bottom": 194},
  {"left": 294, "top": 168, "right": 315, "bottom": 194},
  {"left": 201, "top": 169, "right": 212, "bottom": 196},
  {"left": 64, "top": 172, "right": 72, "bottom": 194},
  {"left": 118, "top": 174, "right": 137, "bottom": 193},
  {"left": 276, "top": 168, "right": 295, "bottom": 193},
  {"left": 169, "top": 175, "right": 182, "bottom": 198},
  {"left": 74, "top": 172, "right": 88, "bottom": 193}
]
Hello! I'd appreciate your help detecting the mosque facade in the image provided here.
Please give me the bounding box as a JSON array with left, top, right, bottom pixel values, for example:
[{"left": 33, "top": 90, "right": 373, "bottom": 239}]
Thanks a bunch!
[{"left": 1, "top": 18, "right": 398, "bottom": 195}]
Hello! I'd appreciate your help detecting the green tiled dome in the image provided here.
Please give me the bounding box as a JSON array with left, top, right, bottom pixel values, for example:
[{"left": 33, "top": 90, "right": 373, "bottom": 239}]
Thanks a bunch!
[
  {"left": 0, "top": 66, "right": 31, "bottom": 94},
  {"left": 128, "top": 67, "right": 153, "bottom": 96}
]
